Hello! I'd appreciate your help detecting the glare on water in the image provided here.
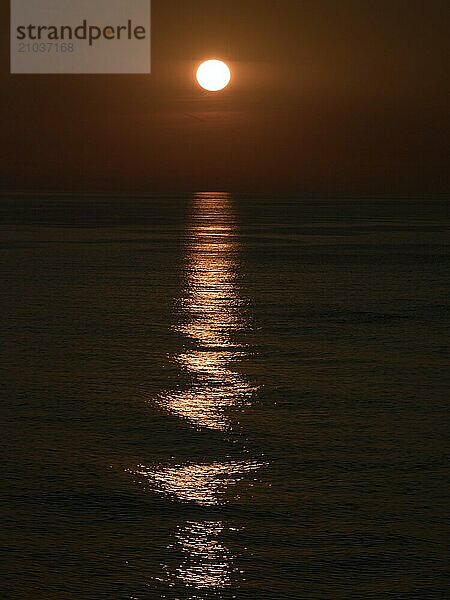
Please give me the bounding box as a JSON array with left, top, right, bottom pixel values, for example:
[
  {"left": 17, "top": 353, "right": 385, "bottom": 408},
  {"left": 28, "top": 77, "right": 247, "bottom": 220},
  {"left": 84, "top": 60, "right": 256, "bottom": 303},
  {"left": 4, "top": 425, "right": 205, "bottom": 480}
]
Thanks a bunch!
[
  {"left": 131, "top": 459, "right": 262, "bottom": 506},
  {"left": 163, "top": 521, "right": 236, "bottom": 590},
  {"left": 128, "top": 192, "right": 264, "bottom": 595},
  {"left": 155, "top": 192, "right": 256, "bottom": 431}
]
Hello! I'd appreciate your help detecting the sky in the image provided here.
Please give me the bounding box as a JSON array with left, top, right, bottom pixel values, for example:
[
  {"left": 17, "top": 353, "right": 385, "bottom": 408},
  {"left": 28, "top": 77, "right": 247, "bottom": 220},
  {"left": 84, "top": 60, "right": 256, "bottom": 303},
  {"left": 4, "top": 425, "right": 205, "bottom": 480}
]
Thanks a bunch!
[{"left": 0, "top": 0, "right": 448, "bottom": 194}]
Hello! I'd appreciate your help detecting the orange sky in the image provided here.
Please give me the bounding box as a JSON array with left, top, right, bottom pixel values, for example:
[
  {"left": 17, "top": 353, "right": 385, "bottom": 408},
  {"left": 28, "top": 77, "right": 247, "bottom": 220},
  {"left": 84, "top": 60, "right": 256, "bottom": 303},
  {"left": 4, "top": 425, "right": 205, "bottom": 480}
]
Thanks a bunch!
[{"left": 0, "top": 0, "right": 448, "bottom": 194}]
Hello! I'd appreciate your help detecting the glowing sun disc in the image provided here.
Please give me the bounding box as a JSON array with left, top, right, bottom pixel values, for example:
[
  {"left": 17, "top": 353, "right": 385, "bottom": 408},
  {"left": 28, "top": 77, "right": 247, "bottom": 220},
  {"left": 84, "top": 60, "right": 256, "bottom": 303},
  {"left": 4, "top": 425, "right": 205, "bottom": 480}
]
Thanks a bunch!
[{"left": 196, "top": 60, "right": 231, "bottom": 92}]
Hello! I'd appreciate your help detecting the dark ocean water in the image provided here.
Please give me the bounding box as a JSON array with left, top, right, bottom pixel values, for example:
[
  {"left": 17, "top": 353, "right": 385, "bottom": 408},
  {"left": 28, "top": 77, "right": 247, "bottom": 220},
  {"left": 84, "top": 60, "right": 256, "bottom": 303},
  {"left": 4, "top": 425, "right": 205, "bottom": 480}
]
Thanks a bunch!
[{"left": 1, "top": 194, "right": 449, "bottom": 599}]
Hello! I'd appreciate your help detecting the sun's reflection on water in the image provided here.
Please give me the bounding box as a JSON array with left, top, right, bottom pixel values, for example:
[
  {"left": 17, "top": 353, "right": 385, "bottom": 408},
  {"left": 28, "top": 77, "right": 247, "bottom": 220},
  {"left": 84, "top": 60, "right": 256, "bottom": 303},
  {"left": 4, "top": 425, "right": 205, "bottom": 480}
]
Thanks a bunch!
[
  {"left": 164, "top": 521, "right": 237, "bottom": 591},
  {"left": 154, "top": 192, "right": 256, "bottom": 431},
  {"left": 131, "top": 458, "right": 262, "bottom": 507},
  {"left": 128, "top": 193, "right": 262, "bottom": 597}
]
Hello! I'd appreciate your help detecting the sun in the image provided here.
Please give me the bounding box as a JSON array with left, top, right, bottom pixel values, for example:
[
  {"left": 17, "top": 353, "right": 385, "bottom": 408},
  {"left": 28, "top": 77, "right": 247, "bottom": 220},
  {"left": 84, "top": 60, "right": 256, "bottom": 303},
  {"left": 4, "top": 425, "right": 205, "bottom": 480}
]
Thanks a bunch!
[{"left": 196, "top": 60, "right": 231, "bottom": 92}]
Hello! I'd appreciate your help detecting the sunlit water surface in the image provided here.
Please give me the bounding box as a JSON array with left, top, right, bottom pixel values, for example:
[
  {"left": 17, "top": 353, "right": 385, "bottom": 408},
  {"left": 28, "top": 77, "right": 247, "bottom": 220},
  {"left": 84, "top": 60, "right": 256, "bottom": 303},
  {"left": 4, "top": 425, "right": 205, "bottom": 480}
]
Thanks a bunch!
[{"left": 128, "top": 193, "right": 264, "bottom": 595}]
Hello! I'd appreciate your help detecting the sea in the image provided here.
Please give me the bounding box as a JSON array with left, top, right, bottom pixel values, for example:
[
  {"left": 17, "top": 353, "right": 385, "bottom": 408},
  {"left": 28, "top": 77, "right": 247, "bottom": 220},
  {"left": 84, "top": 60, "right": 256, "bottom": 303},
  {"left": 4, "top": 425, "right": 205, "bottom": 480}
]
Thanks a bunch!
[{"left": 1, "top": 193, "right": 448, "bottom": 599}]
